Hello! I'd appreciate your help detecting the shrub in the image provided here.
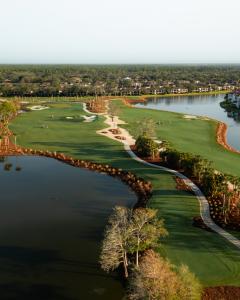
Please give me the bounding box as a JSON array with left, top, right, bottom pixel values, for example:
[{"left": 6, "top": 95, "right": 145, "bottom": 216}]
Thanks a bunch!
[
  {"left": 128, "top": 250, "right": 202, "bottom": 300},
  {"left": 135, "top": 135, "right": 159, "bottom": 159}
]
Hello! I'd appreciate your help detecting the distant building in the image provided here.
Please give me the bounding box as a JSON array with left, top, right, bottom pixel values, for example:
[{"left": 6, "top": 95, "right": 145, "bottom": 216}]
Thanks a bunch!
[{"left": 170, "top": 88, "right": 188, "bottom": 94}]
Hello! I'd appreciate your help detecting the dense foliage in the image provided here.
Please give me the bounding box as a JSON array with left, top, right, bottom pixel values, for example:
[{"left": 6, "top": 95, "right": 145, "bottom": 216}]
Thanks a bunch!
[
  {"left": 0, "top": 64, "right": 239, "bottom": 97},
  {"left": 161, "top": 148, "right": 240, "bottom": 229},
  {"left": 128, "top": 250, "right": 202, "bottom": 300},
  {"left": 135, "top": 135, "right": 159, "bottom": 159}
]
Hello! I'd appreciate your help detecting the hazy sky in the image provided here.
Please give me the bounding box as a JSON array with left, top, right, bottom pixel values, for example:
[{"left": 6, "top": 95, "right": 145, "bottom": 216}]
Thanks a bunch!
[{"left": 0, "top": 0, "right": 239, "bottom": 64}]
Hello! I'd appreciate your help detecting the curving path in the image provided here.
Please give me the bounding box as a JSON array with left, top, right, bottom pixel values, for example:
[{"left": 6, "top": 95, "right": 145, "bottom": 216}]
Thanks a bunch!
[
  {"left": 124, "top": 144, "right": 240, "bottom": 250},
  {"left": 86, "top": 102, "right": 240, "bottom": 250}
]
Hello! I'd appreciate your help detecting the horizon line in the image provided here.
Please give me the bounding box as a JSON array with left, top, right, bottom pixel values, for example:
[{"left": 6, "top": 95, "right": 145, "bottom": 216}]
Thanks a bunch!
[{"left": 0, "top": 63, "right": 240, "bottom": 66}]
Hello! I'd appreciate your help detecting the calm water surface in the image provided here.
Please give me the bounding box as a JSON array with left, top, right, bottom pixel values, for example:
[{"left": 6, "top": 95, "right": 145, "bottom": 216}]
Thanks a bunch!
[
  {"left": 135, "top": 94, "right": 240, "bottom": 151},
  {"left": 0, "top": 156, "right": 136, "bottom": 300}
]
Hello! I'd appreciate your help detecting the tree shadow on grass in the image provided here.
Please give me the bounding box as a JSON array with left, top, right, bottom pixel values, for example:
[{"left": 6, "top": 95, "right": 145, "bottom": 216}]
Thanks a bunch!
[
  {"left": 159, "top": 212, "right": 240, "bottom": 257},
  {"left": 30, "top": 141, "right": 127, "bottom": 162}
]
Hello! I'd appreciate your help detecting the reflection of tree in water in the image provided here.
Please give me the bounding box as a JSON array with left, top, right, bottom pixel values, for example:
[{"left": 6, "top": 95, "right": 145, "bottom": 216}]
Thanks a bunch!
[
  {"left": 4, "top": 163, "right": 12, "bottom": 171},
  {"left": 0, "top": 156, "right": 6, "bottom": 163},
  {"left": 2, "top": 156, "right": 22, "bottom": 172},
  {"left": 15, "top": 156, "right": 22, "bottom": 171}
]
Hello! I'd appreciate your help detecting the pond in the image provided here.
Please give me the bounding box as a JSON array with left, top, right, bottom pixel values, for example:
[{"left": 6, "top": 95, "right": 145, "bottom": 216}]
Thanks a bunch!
[
  {"left": 135, "top": 94, "right": 240, "bottom": 151},
  {"left": 0, "top": 156, "right": 136, "bottom": 300}
]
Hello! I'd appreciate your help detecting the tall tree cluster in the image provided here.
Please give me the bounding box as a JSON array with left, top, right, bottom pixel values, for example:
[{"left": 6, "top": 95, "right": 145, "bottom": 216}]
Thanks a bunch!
[{"left": 100, "top": 206, "right": 167, "bottom": 278}]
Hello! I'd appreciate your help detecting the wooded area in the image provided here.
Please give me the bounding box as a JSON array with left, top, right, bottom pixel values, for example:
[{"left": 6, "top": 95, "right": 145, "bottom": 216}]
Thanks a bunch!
[{"left": 0, "top": 64, "right": 239, "bottom": 97}]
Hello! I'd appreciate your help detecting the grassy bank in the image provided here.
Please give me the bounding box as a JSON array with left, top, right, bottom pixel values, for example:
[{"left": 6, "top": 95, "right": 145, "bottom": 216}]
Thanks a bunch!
[
  {"left": 3, "top": 90, "right": 228, "bottom": 103},
  {"left": 116, "top": 101, "right": 240, "bottom": 177},
  {"left": 127, "top": 90, "right": 229, "bottom": 100},
  {"left": 9, "top": 101, "right": 240, "bottom": 287}
]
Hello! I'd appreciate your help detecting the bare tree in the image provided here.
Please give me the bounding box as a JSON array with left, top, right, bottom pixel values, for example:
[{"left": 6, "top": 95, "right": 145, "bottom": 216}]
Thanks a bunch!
[
  {"left": 129, "top": 208, "right": 168, "bottom": 267},
  {"left": 100, "top": 206, "right": 133, "bottom": 278},
  {"left": 136, "top": 118, "right": 156, "bottom": 139},
  {"left": 100, "top": 207, "right": 168, "bottom": 279},
  {"left": 108, "top": 101, "right": 120, "bottom": 122}
]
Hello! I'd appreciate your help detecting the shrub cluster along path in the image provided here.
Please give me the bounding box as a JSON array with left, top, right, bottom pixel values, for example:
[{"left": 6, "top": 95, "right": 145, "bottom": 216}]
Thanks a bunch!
[{"left": 92, "top": 104, "right": 240, "bottom": 250}]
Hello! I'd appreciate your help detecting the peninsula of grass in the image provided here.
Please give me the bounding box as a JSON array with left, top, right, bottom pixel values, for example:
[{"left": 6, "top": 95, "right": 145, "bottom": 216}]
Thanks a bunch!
[
  {"left": 116, "top": 101, "right": 240, "bottom": 177},
  {"left": 127, "top": 90, "right": 229, "bottom": 100},
  {"left": 10, "top": 101, "right": 240, "bottom": 287}
]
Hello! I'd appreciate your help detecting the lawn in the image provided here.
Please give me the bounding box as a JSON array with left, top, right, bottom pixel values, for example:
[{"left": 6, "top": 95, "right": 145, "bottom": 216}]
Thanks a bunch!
[
  {"left": 10, "top": 101, "right": 240, "bottom": 287},
  {"left": 117, "top": 101, "right": 240, "bottom": 177}
]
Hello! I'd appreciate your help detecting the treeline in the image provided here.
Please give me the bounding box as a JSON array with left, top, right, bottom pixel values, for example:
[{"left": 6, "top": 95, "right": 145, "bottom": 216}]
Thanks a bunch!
[
  {"left": 161, "top": 149, "right": 240, "bottom": 229},
  {"left": 0, "top": 64, "right": 240, "bottom": 97}
]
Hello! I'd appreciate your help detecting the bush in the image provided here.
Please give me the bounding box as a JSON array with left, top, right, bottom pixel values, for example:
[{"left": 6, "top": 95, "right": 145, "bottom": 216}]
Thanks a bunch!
[
  {"left": 128, "top": 250, "right": 202, "bottom": 300},
  {"left": 135, "top": 135, "right": 159, "bottom": 159}
]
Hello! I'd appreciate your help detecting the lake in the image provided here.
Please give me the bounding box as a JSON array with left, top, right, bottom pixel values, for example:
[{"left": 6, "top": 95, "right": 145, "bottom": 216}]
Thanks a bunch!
[
  {"left": 0, "top": 156, "right": 136, "bottom": 300},
  {"left": 135, "top": 94, "right": 240, "bottom": 151}
]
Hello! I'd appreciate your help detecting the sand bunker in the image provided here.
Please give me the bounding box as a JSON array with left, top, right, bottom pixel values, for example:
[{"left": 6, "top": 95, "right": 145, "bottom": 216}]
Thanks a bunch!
[
  {"left": 28, "top": 105, "right": 49, "bottom": 111},
  {"left": 82, "top": 115, "right": 96, "bottom": 122},
  {"left": 183, "top": 114, "right": 198, "bottom": 119}
]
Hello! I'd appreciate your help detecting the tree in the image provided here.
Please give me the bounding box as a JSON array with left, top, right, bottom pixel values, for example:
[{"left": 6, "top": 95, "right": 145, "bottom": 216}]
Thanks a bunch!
[
  {"left": 128, "top": 250, "right": 202, "bottom": 300},
  {"left": 100, "top": 207, "right": 167, "bottom": 277},
  {"left": 100, "top": 206, "right": 133, "bottom": 278},
  {"left": 0, "top": 101, "right": 18, "bottom": 136},
  {"left": 135, "top": 135, "right": 159, "bottom": 159},
  {"left": 129, "top": 208, "right": 168, "bottom": 267},
  {"left": 136, "top": 118, "right": 156, "bottom": 138},
  {"left": 108, "top": 101, "right": 120, "bottom": 122}
]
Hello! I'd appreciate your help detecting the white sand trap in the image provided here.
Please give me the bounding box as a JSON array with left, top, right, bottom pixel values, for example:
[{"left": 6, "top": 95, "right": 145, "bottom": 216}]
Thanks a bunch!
[
  {"left": 82, "top": 115, "right": 96, "bottom": 122},
  {"left": 183, "top": 114, "right": 198, "bottom": 119},
  {"left": 154, "top": 139, "right": 163, "bottom": 144},
  {"left": 28, "top": 105, "right": 49, "bottom": 111},
  {"left": 66, "top": 116, "right": 74, "bottom": 119}
]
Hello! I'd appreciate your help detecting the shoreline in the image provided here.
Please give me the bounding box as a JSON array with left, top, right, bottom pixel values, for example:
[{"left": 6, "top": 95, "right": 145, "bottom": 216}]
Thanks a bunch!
[
  {"left": 216, "top": 122, "right": 240, "bottom": 154},
  {"left": 3, "top": 90, "right": 228, "bottom": 103},
  {"left": 127, "top": 90, "right": 228, "bottom": 102},
  {"left": 123, "top": 98, "right": 240, "bottom": 156},
  {"left": 0, "top": 146, "right": 152, "bottom": 208}
]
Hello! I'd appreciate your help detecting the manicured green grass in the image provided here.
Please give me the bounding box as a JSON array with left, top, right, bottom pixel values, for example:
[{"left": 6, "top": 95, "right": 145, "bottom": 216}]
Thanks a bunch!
[
  {"left": 117, "top": 101, "right": 240, "bottom": 177},
  {"left": 10, "top": 101, "right": 240, "bottom": 287}
]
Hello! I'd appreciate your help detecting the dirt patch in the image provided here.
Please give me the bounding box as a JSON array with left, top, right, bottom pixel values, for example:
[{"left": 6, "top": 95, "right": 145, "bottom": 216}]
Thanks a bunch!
[{"left": 202, "top": 286, "right": 240, "bottom": 300}]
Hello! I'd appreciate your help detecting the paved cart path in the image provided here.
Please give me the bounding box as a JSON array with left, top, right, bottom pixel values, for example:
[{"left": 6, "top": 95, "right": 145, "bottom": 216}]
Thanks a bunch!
[{"left": 83, "top": 103, "right": 240, "bottom": 249}]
